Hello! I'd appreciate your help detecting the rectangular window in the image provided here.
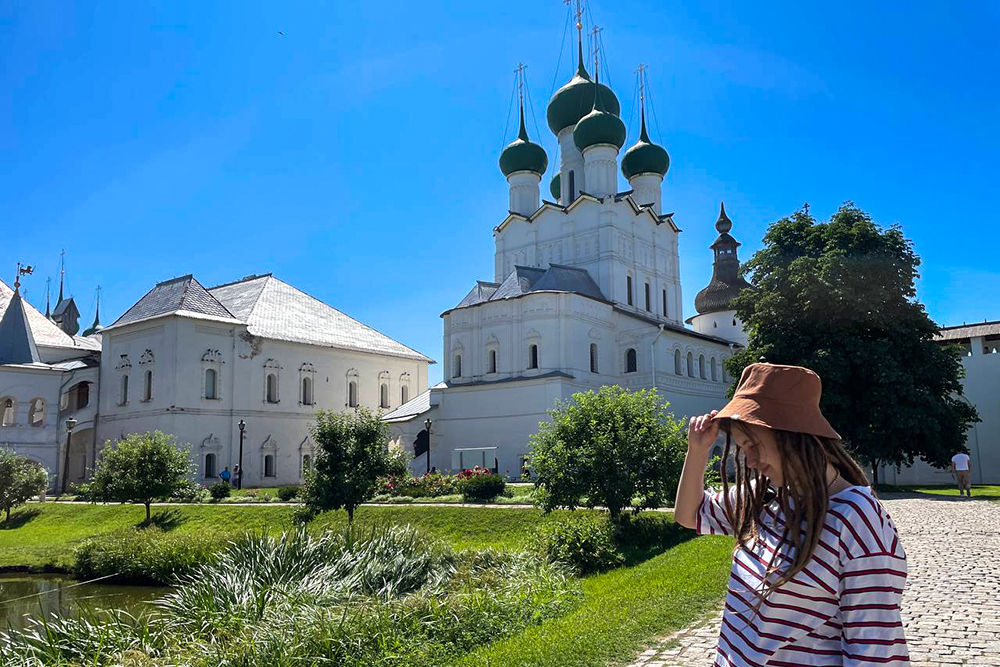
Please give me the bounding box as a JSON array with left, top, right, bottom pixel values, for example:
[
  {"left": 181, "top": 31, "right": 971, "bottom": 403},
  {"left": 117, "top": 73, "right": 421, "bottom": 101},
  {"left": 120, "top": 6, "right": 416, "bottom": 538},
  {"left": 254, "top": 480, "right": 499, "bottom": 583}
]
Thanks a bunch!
[
  {"left": 627, "top": 276, "right": 633, "bottom": 306},
  {"left": 644, "top": 283, "right": 651, "bottom": 311},
  {"left": 662, "top": 289, "right": 667, "bottom": 317}
]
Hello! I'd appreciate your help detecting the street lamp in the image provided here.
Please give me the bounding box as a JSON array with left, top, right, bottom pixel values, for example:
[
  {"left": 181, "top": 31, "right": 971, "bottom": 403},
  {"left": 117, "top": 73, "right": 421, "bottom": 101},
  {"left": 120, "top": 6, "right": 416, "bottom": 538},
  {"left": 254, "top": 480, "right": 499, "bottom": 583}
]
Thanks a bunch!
[
  {"left": 423, "top": 418, "right": 432, "bottom": 474},
  {"left": 61, "top": 417, "right": 78, "bottom": 494},
  {"left": 237, "top": 419, "right": 246, "bottom": 490}
]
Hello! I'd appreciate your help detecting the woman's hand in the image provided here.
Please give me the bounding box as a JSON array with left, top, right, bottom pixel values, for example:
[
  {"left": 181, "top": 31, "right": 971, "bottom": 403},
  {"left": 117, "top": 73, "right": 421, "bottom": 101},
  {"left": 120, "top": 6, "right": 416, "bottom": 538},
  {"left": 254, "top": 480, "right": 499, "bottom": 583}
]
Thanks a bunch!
[{"left": 688, "top": 411, "right": 720, "bottom": 453}]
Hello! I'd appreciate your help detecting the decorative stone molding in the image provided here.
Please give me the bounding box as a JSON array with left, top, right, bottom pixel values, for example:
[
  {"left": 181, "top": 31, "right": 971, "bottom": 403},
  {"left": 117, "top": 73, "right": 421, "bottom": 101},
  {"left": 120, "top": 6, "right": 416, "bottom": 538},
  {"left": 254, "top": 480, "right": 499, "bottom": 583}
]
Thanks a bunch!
[
  {"left": 139, "top": 349, "right": 155, "bottom": 365},
  {"left": 115, "top": 354, "right": 132, "bottom": 370}
]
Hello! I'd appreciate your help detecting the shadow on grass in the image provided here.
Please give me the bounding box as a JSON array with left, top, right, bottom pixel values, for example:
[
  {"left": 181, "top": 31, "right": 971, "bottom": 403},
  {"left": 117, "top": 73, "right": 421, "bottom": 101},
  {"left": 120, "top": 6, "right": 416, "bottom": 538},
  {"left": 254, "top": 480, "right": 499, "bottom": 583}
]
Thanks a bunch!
[
  {"left": 138, "top": 508, "right": 186, "bottom": 530},
  {"left": 0, "top": 507, "right": 41, "bottom": 529},
  {"left": 615, "top": 515, "right": 698, "bottom": 568}
]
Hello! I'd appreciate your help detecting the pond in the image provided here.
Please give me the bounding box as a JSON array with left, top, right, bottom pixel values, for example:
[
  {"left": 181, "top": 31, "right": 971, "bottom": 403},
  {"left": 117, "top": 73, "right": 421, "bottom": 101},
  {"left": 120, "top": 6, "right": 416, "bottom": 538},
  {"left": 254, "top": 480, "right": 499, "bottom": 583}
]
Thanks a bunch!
[{"left": 0, "top": 574, "right": 168, "bottom": 634}]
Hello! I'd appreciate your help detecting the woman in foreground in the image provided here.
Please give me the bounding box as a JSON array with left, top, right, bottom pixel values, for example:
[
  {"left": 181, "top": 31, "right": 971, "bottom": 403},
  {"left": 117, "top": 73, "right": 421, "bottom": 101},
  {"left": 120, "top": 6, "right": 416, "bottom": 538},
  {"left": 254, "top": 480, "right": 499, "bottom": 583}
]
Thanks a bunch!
[{"left": 675, "top": 363, "right": 909, "bottom": 666}]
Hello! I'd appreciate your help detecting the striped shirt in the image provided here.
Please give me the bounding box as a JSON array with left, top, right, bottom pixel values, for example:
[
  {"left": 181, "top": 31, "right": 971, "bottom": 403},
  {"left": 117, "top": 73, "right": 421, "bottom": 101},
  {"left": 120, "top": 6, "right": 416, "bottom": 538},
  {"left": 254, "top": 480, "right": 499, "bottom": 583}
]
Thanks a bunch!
[{"left": 697, "top": 484, "right": 909, "bottom": 666}]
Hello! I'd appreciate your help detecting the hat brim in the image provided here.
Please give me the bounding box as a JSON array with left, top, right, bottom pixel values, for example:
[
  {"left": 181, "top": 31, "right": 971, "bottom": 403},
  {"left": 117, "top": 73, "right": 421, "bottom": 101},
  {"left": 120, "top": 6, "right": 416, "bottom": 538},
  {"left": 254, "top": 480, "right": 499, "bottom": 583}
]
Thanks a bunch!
[{"left": 711, "top": 396, "right": 841, "bottom": 440}]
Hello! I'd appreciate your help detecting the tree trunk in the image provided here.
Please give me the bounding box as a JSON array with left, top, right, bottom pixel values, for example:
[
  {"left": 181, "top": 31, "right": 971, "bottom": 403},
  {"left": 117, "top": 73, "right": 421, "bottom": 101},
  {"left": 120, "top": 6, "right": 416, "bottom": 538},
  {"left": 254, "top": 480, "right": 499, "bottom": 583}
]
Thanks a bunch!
[
  {"left": 5, "top": 506, "right": 9, "bottom": 523},
  {"left": 871, "top": 460, "right": 880, "bottom": 489},
  {"left": 145, "top": 502, "right": 151, "bottom": 522},
  {"left": 347, "top": 506, "right": 354, "bottom": 524}
]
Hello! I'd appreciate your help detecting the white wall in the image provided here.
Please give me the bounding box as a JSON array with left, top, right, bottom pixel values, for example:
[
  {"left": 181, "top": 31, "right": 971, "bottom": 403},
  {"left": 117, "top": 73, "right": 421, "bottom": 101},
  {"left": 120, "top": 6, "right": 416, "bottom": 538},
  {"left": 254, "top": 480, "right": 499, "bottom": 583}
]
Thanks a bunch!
[{"left": 690, "top": 310, "right": 748, "bottom": 347}]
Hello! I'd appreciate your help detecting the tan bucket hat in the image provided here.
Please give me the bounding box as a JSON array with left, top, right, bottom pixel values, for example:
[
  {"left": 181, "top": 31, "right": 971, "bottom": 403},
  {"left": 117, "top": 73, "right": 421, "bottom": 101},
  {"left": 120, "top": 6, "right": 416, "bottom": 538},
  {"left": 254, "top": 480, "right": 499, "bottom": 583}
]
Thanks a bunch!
[{"left": 712, "top": 363, "right": 841, "bottom": 440}]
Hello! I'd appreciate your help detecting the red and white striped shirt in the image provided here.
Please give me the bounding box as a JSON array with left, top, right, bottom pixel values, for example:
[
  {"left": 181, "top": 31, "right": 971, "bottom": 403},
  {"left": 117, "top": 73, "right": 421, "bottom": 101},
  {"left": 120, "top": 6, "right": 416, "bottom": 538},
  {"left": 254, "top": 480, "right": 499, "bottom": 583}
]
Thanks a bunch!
[{"left": 697, "top": 484, "right": 909, "bottom": 666}]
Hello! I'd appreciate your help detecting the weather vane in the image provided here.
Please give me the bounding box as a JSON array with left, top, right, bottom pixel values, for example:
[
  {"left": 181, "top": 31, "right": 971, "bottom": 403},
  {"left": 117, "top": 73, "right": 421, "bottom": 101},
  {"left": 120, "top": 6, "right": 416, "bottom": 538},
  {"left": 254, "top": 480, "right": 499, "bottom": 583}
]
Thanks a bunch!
[{"left": 14, "top": 262, "right": 34, "bottom": 291}]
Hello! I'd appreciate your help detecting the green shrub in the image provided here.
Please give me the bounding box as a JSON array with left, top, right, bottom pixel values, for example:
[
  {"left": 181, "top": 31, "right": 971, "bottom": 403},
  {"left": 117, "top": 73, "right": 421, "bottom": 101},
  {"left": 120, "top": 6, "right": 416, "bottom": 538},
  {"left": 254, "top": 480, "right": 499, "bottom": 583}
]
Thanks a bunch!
[
  {"left": 276, "top": 486, "right": 299, "bottom": 502},
  {"left": 705, "top": 455, "right": 723, "bottom": 488},
  {"left": 612, "top": 513, "right": 687, "bottom": 552},
  {"left": 172, "top": 481, "right": 207, "bottom": 503},
  {"left": 73, "top": 527, "right": 220, "bottom": 585},
  {"left": 535, "top": 513, "right": 624, "bottom": 574},
  {"left": 209, "top": 482, "right": 231, "bottom": 500},
  {"left": 459, "top": 472, "right": 506, "bottom": 502}
]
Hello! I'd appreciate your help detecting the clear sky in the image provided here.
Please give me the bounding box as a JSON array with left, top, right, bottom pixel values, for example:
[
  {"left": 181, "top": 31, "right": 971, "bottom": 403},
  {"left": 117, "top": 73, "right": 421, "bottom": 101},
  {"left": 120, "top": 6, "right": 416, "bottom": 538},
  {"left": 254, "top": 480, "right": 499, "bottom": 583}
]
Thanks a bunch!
[{"left": 3, "top": 1, "right": 997, "bottom": 385}]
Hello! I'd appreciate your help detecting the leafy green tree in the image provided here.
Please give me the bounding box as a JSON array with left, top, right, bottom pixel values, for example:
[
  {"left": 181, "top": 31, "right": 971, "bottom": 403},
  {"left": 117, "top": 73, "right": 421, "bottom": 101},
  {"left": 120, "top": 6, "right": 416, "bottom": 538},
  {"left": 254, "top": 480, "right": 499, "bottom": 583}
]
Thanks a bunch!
[
  {"left": 728, "top": 203, "right": 979, "bottom": 485},
  {"left": 529, "top": 386, "right": 687, "bottom": 524},
  {"left": 82, "top": 431, "right": 194, "bottom": 521},
  {"left": 0, "top": 449, "right": 48, "bottom": 522},
  {"left": 301, "top": 408, "right": 392, "bottom": 522}
]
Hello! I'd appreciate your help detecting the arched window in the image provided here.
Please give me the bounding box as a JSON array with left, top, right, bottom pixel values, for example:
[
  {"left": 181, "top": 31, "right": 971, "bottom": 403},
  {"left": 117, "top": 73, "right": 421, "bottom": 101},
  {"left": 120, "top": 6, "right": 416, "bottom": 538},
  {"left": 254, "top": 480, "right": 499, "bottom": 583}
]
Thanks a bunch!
[
  {"left": 590, "top": 343, "right": 598, "bottom": 373},
  {"left": 264, "top": 454, "right": 275, "bottom": 478},
  {"left": 380, "top": 383, "right": 389, "bottom": 408},
  {"left": 722, "top": 362, "right": 729, "bottom": 383},
  {"left": 644, "top": 282, "right": 651, "bottom": 311},
  {"left": 674, "top": 349, "right": 682, "bottom": 375},
  {"left": 28, "top": 398, "right": 45, "bottom": 427},
  {"left": 301, "top": 454, "right": 311, "bottom": 476},
  {"left": 711, "top": 358, "right": 718, "bottom": 382},
  {"left": 348, "top": 380, "right": 358, "bottom": 407},
  {"left": 528, "top": 344, "right": 539, "bottom": 369},
  {"left": 120, "top": 375, "right": 129, "bottom": 405},
  {"left": 568, "top": 170, "right": 575, "bottom": 200},
  {"left": 625, "top": 348, "right": 637, "bottom": 373},
  {"left": 453, "top": 354, "right": 463, "bottom": 378},
  {"left": 687, "top": 352, "right": 694, "bottom": 377},
  {"left": 488, "top": 349, "right": 497, "bottom": 373},
  {"left": 75, "top": 383, "right": 90, "bottom": 409},
  {"left": 266, "top": 373, "right": 278, "bottom": 403},
  {"left": 143, "top": 370, "right": 153, "bottom": 401},
  {"left": 1, "top": 398, "right": 14, "bottom": 426},
  {"left": 302, "top": 376, "right": 313, "bottom": 406},
  {"left": 205, "top": 453, "right": 217, "bottom": 478},
  {"left": 401, "top": 385, "right": 409, "bottom": 404},
  {"left": 699, "top": 354, "right": 706, "bottom": 380},
  {"left": 205, "top": 368, "right": 218, "bottom": 399},
  {"left": 626, "top": 276, "right": 634, "bottom": 306}
]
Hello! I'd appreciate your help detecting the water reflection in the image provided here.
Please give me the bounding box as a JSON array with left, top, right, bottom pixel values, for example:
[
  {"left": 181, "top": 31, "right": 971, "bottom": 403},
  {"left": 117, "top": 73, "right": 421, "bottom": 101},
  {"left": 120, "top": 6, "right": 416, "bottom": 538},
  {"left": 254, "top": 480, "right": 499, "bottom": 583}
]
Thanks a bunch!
[{"left": 0, "top": 574, "right": 166, "bottom": 634}]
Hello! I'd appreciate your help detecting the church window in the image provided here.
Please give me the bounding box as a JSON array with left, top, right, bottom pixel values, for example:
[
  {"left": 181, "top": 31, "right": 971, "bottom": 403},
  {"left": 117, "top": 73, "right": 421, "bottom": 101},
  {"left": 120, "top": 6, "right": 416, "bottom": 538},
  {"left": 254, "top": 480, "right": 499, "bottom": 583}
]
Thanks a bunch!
[
  {"left": 380, "top": 383, "right": 389, "bottom": 408},
  {"left": 266, "top": 374, "right": 279, "bottom": 403},
  {"left": 662, "top": 289, "right": 667, "bottom": 317},
  {"left": 142, "top": 370, "right": 153, "bottom": 402},
  {"left": 687, "top": 352, "right": 694, "bottom": 378},
  {"left": 711, "top": 358, "right": 718, "bottom": 382},
  {"left": 348, "top": 380, "right": 358, "bottom": 407},
  {"left": 76, "top": 383, "right": 90, "bottom": 409},
  {"left": 119, "top": 375, "right": 129, "bottom": 405},
  {"left": 699, "top": 354, "right": 706, "bottom": 380},
  {"left": 713, "top": 322, "right": 717, "bottom": 328},
  {"left": 568, "top": 170, "right": 575, "bottom": 200},
  {"left": 302, "top": 376, "right": 314, "bottom": 406},
  {"left": 205, "top": 369, "right": 218, "bottom": 400},
  {"left": 590, "top": 343, "right": 599, "bottom": 373},
  {"left": 301, "top": 454, "right": 312, "bottom": 476},
  {"left": 264, "top": 455, "right": 276, "bottom": 478},
  {"left": 204, "top": 453, "right": 217, "bottom": 478},
  {"left": 528, "top": 344, "right": 539, "bottom": 370},
  {"left": 644, "top": 283, "right": 651, "bottom": 311},
  {"left": 625, "top": 348, "right": 637, "bottom": 374},
  {"left": 1, "top": 398, "right": 15, "bottom": 426},
  {"left": 674, "top": 349, "right": 682, "bottom": 375},
  {"left": 401, "top": 385, "right": 409, "bottom": 404},
  {"left": 28, "top": 399, "right": 45, "bottom": 427},
  {"left": 453, "top": 354, "right": 462, "bottom": 378},
  {"left": 722, "top": 361, "right": 729, "bottom": 383},
  {"left": 488, "top": 349, "right": 497, "bottom": 374},
  {"left": 627, "top": 276, "right": 633, "bottom": 306},
  {"left": 732, "top": 318, "right": 737, "bottom": 326}
]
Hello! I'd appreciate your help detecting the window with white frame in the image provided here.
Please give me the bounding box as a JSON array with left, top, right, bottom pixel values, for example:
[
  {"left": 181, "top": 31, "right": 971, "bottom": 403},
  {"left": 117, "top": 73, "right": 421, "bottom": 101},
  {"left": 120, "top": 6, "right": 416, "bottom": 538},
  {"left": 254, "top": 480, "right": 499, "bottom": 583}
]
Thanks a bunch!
[
  {"left": 488, "top": 349, "right": 497, "bottom": 373},
  {"left": 399, "top": 372, "right": 411, "bottom": 405},
  {"left": 674, "top": 348, "right": 682, "bottom": 375},
  {"left": 528, "top": 344, "right": 539, "bottom": 369},
  {"left": 120, "top": 375, "right": 130, "bottom": 405},
  {"left": 205, "top": 453, "right": 217, "bottom": 478},
  {"left": 201, "top": 349, "right": 223, "bottom": 401},
  {"left": 711, "top": 357, "right": 718, "bottom": 381},
  {"left": 28, "top": 398, "right": 45, "bottom": 427},
  {"left": 699, "top": 354, "right": 706, "bottom": 380},
  {"left": 346, "top": 369, "right": 359, "bottom": 407},
  {"left": 300, "top": 363, "right": 316, "bottom": 406},
  {"left": 380, "top": 383, "right": 389, "bottom": 408},
  {"left": 264, "top": 454, "right": 275, "bottom": 477},
  {"left": 590, "top": 343, "right": 598, "bottom": 373},
  {"left": 264, "top": 359, "right": 281, "bottom": 404},
  {"left": 142, "top": 370, "right": 153, "bottom": 402},
  {"left": 1, "top": 398, "right": 15, "bottom": 426},
  {"left": 453, "top": 353, "right": 463, "bottom": 378},
  {"left": 687, "top": 351, "right": 694, "bottom": 377},
  {"left": 205, "top": 368, "right": 218, "bottom": 399},
  {"left": 627, "top": 275, "right": 634, "bottom": 306},
  {"left": 115, "top": 354, "right": 132, "bottom": 405}
]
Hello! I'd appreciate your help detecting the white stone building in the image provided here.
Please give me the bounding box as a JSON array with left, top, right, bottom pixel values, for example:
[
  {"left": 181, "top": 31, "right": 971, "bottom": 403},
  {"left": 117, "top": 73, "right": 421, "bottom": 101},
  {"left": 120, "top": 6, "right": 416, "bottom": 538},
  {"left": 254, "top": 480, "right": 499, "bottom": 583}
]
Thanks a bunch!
[
  {"left": 384, "top": 35, "right": 750, "bottom": 476},
  {"left": 879, "top": 321, "right": 1000, "bottom": 485},
  {"left": 0, "top": 275, "right": 102, "bottom": 491},
  {"left": 97, "top": 273, "right": 431, "bottom": 487}
]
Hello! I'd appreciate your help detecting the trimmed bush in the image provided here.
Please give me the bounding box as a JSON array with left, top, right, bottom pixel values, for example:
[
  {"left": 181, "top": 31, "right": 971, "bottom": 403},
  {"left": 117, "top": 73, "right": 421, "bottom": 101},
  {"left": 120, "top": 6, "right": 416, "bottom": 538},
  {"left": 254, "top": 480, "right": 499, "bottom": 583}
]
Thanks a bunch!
[
  {"left": 535, "top": 513, "right": 624, "bottom": 574},
  {"left": 377, "top": 472, "right": 459, "bottom": 498},
  {"left": 459, "top": 471, "right": 506, "bottom": 502},
  {"left": 209, "top": 482, "right": 231, "bottom": 500},
  {"left": 276, "top": 486, "right": 299, "bottom": 502},
  {"left": 73, "top": 527, "right": 220, "bottom": 585}
]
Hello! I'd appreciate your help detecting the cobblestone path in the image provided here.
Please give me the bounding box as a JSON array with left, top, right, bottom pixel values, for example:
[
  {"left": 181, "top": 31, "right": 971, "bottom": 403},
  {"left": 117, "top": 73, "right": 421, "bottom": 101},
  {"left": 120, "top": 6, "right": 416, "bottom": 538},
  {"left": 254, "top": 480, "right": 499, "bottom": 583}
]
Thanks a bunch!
[{"left": 625, "top": 495, "right": 1000, "bottom": 667}]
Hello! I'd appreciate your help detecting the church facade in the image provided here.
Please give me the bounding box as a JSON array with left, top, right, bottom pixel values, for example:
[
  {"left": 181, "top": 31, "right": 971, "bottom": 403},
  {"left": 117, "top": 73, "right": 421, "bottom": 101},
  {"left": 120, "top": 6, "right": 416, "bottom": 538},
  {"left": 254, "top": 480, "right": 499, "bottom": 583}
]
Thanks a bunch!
[{"left": 384, "top": 32, "right": 751, "bottom": 475}]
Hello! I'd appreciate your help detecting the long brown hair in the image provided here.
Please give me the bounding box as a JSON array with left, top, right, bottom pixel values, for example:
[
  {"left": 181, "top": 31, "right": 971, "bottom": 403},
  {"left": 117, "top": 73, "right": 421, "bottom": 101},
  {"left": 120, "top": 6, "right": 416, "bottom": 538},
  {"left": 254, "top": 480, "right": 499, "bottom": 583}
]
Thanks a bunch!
[{"left": 719, "top": 420, "right": 870, "bottom": 606}]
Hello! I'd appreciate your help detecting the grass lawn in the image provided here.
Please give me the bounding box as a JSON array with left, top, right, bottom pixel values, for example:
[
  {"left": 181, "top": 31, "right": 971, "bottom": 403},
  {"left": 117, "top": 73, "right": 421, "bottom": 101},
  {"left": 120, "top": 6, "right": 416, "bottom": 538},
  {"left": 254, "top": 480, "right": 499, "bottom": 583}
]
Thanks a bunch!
[
  {"left": 892, "top": 484, "right": 1000, "bottom": 501},
  {"left": 455, "top": 535, "right": 733, "bottom": 667}
]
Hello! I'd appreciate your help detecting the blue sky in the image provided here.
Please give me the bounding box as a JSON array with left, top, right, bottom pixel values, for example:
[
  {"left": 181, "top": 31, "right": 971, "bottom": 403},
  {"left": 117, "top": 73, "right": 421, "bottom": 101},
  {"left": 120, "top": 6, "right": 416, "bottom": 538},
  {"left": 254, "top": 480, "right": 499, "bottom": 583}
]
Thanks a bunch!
[{"left": 3, "top": 1, "right": 997, "bottom": 385}]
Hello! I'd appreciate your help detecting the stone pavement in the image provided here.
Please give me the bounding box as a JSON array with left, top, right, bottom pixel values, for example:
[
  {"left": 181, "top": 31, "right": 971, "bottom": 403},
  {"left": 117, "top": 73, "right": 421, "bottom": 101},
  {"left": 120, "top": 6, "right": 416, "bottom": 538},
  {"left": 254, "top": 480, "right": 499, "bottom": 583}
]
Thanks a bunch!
[{"left": 625, "top": 495, "right": 1000, "bottom": 667}]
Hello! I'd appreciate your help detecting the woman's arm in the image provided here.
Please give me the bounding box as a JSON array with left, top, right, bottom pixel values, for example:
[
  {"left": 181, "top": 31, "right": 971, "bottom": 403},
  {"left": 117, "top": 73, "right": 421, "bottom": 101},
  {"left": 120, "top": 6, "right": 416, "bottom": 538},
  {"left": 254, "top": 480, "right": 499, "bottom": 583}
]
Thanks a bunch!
[{"left": 674, "top": 411, "right": 719, "bottom": 529}]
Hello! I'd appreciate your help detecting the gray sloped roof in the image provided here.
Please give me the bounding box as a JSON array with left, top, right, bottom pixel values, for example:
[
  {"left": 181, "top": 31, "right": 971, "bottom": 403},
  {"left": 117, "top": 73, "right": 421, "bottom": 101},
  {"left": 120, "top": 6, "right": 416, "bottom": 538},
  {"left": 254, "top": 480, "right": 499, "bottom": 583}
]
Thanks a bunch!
[
  {"left": 381, "top": 383, "right": 445, "bottom": 422},
  {"left": 455, "top": 281, "right": 500, "bottom": 308},
  {"left": 111, "top": 275, "right": 238, "bottom": 328},
  {"left": 530, "top": 263, "right": 605, "bottom": 299},
  {"left": 0, "top": 280, "right": 83, "bottom": 351},
  {"left": 446, "top": 264, "right": 609, "bottom": 315},
  {"left": 489, "top": 266, "right": 547, "bottom": 300},
  {"left": 936, "top": 320, "right": 1000, "bottom": 342},
  {"left": 0, "top": 288, "right": 40, "bottom": 365},
  {"left": 209, "top": 275, "right": 433, "bottom": 363}
]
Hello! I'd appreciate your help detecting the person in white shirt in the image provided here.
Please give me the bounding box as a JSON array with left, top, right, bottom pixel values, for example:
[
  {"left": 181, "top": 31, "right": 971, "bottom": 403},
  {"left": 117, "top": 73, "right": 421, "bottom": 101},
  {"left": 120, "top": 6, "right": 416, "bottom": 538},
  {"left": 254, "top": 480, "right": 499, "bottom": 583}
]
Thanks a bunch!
[{"left": 951, "top": 452, "right": 972, "bottom": 497}]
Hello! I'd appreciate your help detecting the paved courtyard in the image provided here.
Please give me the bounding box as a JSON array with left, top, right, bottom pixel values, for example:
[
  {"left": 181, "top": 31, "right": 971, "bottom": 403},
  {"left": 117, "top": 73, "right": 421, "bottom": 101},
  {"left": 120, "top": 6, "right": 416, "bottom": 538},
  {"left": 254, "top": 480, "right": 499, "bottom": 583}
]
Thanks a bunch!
[{"left": 626, "top": 495, "right": 1000, "bottom": 667}]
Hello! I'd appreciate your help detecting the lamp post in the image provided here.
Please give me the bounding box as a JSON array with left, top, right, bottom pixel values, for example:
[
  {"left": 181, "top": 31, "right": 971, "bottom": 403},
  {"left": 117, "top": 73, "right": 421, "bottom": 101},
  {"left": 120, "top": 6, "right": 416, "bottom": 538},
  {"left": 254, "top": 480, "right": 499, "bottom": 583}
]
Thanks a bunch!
[
  {"left": 423, "top": 418, "right": 432, "bottom": 474},
  {"left": 61, "top": 417, "right": 78, "bottom": 494},
  {"left": 237, "top": 419, "right": 246, "bottom": 490}
]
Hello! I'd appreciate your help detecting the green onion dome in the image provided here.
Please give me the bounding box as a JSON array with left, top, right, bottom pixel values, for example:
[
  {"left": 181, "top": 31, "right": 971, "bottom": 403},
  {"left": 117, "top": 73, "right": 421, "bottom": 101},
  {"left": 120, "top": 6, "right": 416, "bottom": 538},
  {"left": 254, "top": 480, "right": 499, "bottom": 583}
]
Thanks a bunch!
[
  {"left": 573, "top": 87, "right": 626, "bottom": 152},
  {"left": 621, "top": 108, "right": 669, "bottom": 179},
  {"left": 546, "top": 41, "right": 620, "bottom": 136},
  {"left": 499, "top": 105, "right": 548, "bottom": 177},
  {"left": 549, "top": 172, "right": 561, "bottom": 200}
]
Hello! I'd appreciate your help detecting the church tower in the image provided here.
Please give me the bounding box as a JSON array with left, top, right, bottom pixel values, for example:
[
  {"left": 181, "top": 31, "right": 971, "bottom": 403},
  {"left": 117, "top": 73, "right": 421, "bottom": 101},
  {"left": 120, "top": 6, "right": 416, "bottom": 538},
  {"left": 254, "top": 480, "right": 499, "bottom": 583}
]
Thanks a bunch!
[
  {"left": 621, "top": 67, "right": 669, "bottom": 214},
  {"left": 499, "top": 67, "right": 548, "bottom": 217}
]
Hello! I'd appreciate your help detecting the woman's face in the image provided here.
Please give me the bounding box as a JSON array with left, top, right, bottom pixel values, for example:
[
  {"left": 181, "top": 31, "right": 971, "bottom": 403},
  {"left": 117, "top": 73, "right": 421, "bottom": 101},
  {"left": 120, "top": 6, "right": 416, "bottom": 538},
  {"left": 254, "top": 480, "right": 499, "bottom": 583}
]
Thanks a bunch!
[{"left": 731, "top": 423, "right": 784, "bottom": 485}]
